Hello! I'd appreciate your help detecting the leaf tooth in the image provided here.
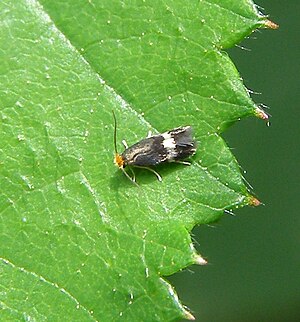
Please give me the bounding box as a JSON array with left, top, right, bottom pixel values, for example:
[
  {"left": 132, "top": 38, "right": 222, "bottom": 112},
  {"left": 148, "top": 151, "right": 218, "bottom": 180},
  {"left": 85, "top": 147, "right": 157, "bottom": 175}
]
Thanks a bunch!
[
  {"left": 183, "top": 309, "right": 196, "bottom": 321},
  {"left": 247, "top": 196, "right": 262, "bottom": 207},
  {"left": 264, "top": 20, "right": 279, "bottom": 30},
  {"left": 194, "top": 254, "right": 208, "bottom": 266},
  {"left": 255, "top": 107, "right": 269, "bottom": 121}
]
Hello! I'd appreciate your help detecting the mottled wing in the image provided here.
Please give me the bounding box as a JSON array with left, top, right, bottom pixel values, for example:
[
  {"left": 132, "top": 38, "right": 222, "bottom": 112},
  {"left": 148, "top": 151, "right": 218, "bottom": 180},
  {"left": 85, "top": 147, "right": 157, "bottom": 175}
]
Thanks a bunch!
[
  {"left": 166, "top": 126, "right": 196, "bottom": 161},
  {"left": 122, "top": 135, "right": 168, "bottom": 166},
  {"left": 121, "top": 126, "right": 196, "bottom": 167}
]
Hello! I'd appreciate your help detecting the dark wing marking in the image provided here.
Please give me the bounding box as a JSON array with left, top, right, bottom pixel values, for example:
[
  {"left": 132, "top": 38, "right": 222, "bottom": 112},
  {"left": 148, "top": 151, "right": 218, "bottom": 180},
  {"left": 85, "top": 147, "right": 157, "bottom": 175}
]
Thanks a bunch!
[
  {"left": 167, "top": 126, "right": 196, "bottom": 161},
  {"left": 122, "top": 135, "right": 168, "bottom": 166},
  {"left": 121, "top": 126, "right": 196, "bottom": 166}
]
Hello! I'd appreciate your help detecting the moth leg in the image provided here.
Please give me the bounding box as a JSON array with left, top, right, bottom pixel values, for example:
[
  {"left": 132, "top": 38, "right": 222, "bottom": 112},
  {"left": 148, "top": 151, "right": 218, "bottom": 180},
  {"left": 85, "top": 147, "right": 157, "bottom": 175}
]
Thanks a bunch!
[
  {"left": 135, "top": 166, "right": 162, "bottom": 182},
  {"left": 122, "top": 139, "right": 128, "bottom": 149},
  {"left": 121, "top": 167, "right": 139, "bottom": 186},
  {"left": 128, "top": 166, "right": 136, "bottom": 183},
  {"left": 173, "top": 160, "right": 191, "bottom": 166},
  {"left": 147, "top": 130, "right": 152, "bottom": 138}
]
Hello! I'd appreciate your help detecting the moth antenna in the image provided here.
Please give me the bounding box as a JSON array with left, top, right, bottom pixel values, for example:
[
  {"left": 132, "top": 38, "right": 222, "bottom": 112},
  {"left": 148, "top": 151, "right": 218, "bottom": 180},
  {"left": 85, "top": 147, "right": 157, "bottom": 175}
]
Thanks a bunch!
[{"left": 112, "top": 110, "right": 118, "bottom": 154}]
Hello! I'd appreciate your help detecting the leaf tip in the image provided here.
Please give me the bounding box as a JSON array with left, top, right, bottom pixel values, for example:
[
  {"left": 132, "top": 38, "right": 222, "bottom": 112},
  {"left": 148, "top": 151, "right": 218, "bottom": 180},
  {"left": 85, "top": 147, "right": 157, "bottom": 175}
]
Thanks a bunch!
[
  {"left": 264, "top": 20, "right": 279, "bottom": 30},
  {"left": 183, "top": 310, "right": 196, "bottom": 321},
  {"left": 194, "top": 254, "right": 208, "bottom": 266},
  {"left": 247, "top": 196, "right": 261, "bottom": 207},
  {"left": 255, "top": 107, "right": 269, "bottom": 121}
]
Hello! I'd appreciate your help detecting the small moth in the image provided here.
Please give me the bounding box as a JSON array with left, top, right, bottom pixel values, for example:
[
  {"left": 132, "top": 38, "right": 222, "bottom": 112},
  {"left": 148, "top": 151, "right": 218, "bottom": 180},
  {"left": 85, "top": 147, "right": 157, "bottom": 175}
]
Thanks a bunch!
[{"left": 112, "top": 111, "right": 196, "bottom": 184}]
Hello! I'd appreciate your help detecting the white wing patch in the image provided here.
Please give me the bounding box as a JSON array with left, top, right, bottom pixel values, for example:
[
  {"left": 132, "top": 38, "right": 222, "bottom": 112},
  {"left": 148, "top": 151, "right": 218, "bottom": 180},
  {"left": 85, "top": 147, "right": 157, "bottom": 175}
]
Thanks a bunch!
[
  {"left": 162, "top": 133, "right": 176, "bottom": 149},
  {"left": 161, "top": 132, "right": 178, "bottom": 159}
]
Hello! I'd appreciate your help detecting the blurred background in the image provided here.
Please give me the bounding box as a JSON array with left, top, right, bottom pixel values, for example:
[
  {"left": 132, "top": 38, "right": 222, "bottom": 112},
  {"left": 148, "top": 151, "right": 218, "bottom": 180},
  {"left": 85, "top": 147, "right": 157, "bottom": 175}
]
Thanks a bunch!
[{"left": 170, "top": 1, "right": 300, "bottom": 321}]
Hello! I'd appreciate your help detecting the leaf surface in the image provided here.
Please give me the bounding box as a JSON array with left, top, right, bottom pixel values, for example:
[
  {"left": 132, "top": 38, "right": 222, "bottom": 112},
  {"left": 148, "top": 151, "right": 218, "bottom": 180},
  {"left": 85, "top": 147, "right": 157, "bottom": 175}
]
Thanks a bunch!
[{"left": 0, "top": 0, "right": 268, "bottom": 320}]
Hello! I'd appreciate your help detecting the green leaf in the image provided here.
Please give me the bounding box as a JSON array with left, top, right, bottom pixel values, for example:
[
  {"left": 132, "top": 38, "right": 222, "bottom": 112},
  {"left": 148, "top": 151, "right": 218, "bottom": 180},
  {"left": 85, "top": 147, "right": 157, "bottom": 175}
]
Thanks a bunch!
[{"left": 0, "top": 0, "right": 271, "bottom": 320}]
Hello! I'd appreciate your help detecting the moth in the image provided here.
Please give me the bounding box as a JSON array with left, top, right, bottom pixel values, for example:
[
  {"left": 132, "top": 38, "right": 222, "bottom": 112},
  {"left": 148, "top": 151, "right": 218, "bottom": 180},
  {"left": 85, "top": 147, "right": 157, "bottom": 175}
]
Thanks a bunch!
[{"left": 113, "top": 111, "right": 196, "bottom": 184}]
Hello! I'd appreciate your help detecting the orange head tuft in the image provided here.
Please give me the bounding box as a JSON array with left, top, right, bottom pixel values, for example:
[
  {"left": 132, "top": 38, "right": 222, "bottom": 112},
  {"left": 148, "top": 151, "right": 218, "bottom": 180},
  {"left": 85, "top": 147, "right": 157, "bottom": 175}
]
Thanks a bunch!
[{"left": 114, "top": 153, "right": 125, "bottom": 168}]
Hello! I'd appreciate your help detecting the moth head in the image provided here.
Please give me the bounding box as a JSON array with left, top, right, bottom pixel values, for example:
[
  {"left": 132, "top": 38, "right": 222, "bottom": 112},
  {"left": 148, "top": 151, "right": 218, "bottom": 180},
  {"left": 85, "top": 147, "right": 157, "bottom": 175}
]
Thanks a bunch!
[
  {"left": 112, "top": 110, "right": 126, "bottom": 169},
  {"left": 114, "top": 153, "right": 125, "bottom": 168}
]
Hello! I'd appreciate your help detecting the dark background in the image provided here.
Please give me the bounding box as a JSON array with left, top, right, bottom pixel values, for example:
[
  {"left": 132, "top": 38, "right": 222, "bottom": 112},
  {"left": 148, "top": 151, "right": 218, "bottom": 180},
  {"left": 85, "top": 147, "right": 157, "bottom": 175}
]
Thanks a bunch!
[{"left": 170, "top": 1, "right": 300, "bottom": 321}]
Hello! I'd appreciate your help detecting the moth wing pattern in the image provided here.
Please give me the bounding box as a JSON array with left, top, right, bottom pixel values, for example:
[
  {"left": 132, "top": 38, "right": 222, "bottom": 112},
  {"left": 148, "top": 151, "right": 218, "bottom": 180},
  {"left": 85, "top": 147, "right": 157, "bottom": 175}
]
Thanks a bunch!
[
  {"left": 166, "top": 126, "right": 197, "bottom": 161},
  {"left": 121, "top": 126, "right": 196, "bottom": 167},
  {"left": 121, "top": 135, "right": 168, "bottom": 166}
]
